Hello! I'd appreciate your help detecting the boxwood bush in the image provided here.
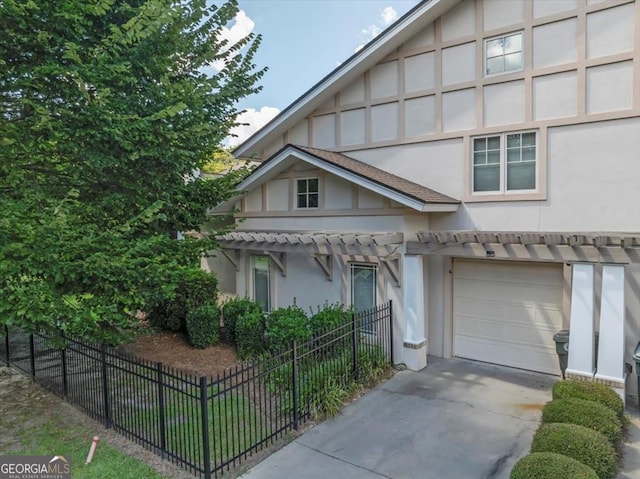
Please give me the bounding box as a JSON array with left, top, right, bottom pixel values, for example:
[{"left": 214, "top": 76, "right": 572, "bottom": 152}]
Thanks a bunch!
[
  {"left": 552, "top": 380, "right": 624, "bottom": 420},
  {"left": 542, "top": 398, "right": 622, "bottom": 448},
  {"left": 221, "top": 297, "right": 262, "bottom": 346},
  {"left": 531, "top": 423, "right": 617, "bottom": 479},
  {"left": 510, "top": 452, "right": 598, "bottom": 479},
  {"left": 310, "top": 302, "right": 352, "bottom": 334},
  {"left": 236, "top": 309, "right": 267, "bottom": 359},
  {"left": 265, "top": 304, "right": 311, "bottom": 352},
  {"left": 185, "top": 303, "right": 220, "bottom": 349}
]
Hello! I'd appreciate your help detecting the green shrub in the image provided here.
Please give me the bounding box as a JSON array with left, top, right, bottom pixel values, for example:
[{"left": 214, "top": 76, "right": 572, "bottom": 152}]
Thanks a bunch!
[
  {"left": 147, "top": 269, "right": 218, "bottom": 331},
  {"left": 269, "top": 341, "right": 390, "bottom": 419},
  {"left": 310, "top": 302, "right": 352, "bottom": 334},
  {"left": 266, "top": 304, "right": 311, "bottom": 352},
  {"left": 553, "top": 380, "right": 624, "bottom": 420},
  {"left": 221, "top": 297, "right": 262, "bottom": 345},
  {"left": 358, "top": 345, "right": 389, "bottom": 382},
  {"left": 235, "top": 309, "right": 266, "bottom": 359},
  {"left": 185, "top": 303, "right": 220, "bottom": 349},
  {"left": 510, "top": 452, "right": 598, "bottom": 479},
  {"left": 542, "top": 398, "right": 622, "bottom": 448},
  {"left": 531, "top": 423, "right": 617, "bottom": 479}
]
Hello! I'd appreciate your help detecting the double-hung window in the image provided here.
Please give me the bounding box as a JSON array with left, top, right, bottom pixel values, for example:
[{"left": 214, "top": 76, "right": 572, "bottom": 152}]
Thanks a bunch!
[
  {"left": 485, "top": 32, "right": 523, "bottom": 76},
  {"left": 350, "top": 264, "right": 377, "bottom": 312},
  {"left": 252, "top": 256, "right": 270, "bottom": 312},
  {"left": 473, "top": 131, "right": 537, "bottom": 194},
  {"left": 350, "top": 263, "right": 378, "bottom": 332},
  {"left": 296, "top": 178, "right": 319, "bottom": 209}
]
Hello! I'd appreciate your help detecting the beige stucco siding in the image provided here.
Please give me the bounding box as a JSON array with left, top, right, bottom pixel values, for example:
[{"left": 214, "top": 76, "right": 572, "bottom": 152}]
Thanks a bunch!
[{"left": 281, "top": 0, "right": 637, "bottom": 160}]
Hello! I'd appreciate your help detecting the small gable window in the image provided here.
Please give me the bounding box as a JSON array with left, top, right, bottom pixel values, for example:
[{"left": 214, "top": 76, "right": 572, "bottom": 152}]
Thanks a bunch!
[
  {"left": 296, "top": 178, "right": 319, "bottom": 208},
  {"left": 485, "top": 32, "right": 523, "bottom": 76}
]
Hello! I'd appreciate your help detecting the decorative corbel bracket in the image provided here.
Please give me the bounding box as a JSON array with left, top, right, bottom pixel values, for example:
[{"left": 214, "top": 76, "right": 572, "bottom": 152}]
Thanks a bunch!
[
  {"left": 380, "top": 253, "right": 401, "bottom": 287},
  {"left": 219, "top": 249, "right": 240, "bottom": 272},
  {"left": 313, "top": 254, "right": 333, "bottom": 281},
  {"left": 266, "top": 252, "right": 287, "bottom": 277}
]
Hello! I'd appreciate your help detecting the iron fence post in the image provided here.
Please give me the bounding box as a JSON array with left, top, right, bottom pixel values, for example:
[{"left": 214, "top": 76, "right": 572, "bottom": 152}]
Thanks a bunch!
[
  {"left": 351, "top": 313, "right": 359, "bottom": 380},
  {"left": 61, "top": 333, "right": 68, "bottom": 398},
  {"left": 4, "top": 325, "right": 9, "bottom": 366},
  {"left": 200, "top": 376, "right": 211, "bottom": 479},
  {"left": 100, "top": 343, "right": 111, "bottom": 428},
  {"left": 291, "top": 340, "right": 299, "bottom": 430},
  {"left": 157, "top": 362, "right": 167, "bottom": 458},
  {"left": 389, "top": 300, "right": 394, "bottom": 364},
  {"left": 29, "top": 333, "right": 35, "bottom": 378}
]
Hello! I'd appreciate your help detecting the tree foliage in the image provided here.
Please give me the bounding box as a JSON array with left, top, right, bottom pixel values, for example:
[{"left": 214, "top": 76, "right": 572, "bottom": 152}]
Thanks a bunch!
[
  {"left": 0, "top": 0, "right": 264, "bottom": 342},
  {"left": 201, "top": 148, "right": 246, "bottom": 175}
]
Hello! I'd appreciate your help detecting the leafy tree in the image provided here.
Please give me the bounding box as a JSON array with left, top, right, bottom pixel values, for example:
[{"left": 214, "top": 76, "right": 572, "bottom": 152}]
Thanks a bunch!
[
  {"left": 201, "top": 147, "right": 246, "bottom": 175},
  {"left": 0, "top": 0, "right": 264, "bottom": 343}
]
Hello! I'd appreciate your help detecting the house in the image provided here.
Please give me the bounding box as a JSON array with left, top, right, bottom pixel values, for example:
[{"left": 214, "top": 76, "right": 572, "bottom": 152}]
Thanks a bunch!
[{"left": 205, "top": 0, "right": 640, "bottom": 401}]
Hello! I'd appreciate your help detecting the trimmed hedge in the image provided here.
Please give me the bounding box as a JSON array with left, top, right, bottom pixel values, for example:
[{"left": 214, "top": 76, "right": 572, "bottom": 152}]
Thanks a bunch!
[
  {"left": 236, "top": 309, "right": 266, "bottom": 359},
  {"left": 221, "top": 297, "right": 262, "bottom": 346},
  {"left": 265, "top": 304, "right": 310, "bottom": 352},
  {"left": 552, "top": 380, "right": 624, "bottom": 420},
  {"left": 541, "top": 398, "right": 622, "bottom": 448},
  {"left": 185, "top": 303, "right": 220, "bottom": 349},
  {"left": 531, "top": 423, "right": 617, "bottom": 479},
  {"left": 511, "top": 452, "right": 598, "bottom": 479},
  {"left": 310, "top": 302, "right": 352, "bottom": 334}
]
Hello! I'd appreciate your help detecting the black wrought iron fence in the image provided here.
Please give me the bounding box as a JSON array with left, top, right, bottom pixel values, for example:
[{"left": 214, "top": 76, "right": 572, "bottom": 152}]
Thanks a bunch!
[{"left": 0, "top": 301, "right": 392, "bottom": 478}]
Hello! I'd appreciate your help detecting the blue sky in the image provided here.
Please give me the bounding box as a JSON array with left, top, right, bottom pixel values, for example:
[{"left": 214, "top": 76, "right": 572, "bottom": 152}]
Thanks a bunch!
[{"left": 215, "top": 0, "right": 420, "bottom": 145}]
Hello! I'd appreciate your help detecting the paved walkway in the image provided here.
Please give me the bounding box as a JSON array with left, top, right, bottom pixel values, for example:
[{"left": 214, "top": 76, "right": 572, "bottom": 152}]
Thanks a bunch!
[
  {"left": 241, "top": 358, "right": 556, "bottom": 479},
  {"left": 619, "top": 409, "right": 640, "bottom": 479},
  {"left": 241, "top": 358, "right": 640, "bottom": 479}
]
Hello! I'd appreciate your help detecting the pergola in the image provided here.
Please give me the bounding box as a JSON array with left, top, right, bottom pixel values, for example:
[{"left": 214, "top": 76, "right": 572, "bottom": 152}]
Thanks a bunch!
[{"left": 215, "top": 230, "right": 404, "bottom": 285}]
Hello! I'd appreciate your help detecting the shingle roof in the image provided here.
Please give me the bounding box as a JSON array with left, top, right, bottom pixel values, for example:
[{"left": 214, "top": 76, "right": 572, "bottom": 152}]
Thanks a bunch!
[{"left": 291, "top": 144, "right": 460, "bottom": 205}]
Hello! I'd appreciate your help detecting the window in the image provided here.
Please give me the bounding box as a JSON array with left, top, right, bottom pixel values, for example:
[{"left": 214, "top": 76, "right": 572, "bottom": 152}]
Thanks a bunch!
[
  {"left": 296, "top": 178, "right": 319, "bottom": 208},
  {"left": 485, "top": 32, "right": 523, "bottom": 76},
  {"left": 350, "top": 264, "right": 377, "bottom": 313},
  {"left": 473, "top": 131, "right": 536, "bottom": 193},
  {"left": 252, "top": 256, "right": 270, "bottom": 312}
]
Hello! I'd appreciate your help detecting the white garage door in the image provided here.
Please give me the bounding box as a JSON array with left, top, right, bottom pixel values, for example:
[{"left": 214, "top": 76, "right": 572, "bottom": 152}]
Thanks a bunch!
[{"left": 453, "top": 259, "right": 564, "bottom": 374}]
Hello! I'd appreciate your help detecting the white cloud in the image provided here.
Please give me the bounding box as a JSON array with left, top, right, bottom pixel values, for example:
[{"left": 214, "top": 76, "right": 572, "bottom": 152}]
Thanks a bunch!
[
  {"left": 381, "top": 6, "right": 398, "bottom": 25},
  {"left": 354, "top": 6, "right": 398, "bottom": 52},
  {"left": 211, "top": 10, "right": 255, "bottom": 72},
  {"left": 227, "top": 106, "right": 280, "bottom": 148}
]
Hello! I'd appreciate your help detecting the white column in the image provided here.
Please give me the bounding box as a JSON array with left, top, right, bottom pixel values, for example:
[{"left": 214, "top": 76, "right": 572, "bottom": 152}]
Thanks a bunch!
[
  {"left": 596, "top": 265, "right": 626, "bottom": 383},
  {"left": 566, "top": 263, "right": 596, "bottom": 378},
  {"left": 403, "top": 255, "right": 427, "bottom": 370}
]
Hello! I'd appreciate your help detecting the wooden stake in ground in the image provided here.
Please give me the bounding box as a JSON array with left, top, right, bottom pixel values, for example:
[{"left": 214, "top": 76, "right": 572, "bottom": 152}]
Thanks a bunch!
[{"left": 85, "top": 436, "right": 99, "bottom": 464}]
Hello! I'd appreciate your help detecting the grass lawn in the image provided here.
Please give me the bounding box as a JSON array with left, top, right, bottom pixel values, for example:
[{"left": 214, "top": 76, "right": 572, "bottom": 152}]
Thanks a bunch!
[{"left": 13, "top": 418, "right": 168, "bottom": 479}]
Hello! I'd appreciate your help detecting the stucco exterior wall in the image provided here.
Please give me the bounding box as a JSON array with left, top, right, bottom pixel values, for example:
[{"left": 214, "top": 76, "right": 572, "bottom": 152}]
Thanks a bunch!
[
  {"left": 273, "top": 252, "right": 344, "bottom": 312},
  {"left": 270, "top": 0, "right": 638, "bottom": 160}
]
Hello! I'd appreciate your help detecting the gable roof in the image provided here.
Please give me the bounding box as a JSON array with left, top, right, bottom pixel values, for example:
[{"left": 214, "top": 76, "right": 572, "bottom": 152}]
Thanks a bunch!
[
  {"left": 216, "top": 144, "right": 459, "bottom": 213},
  {"left": 293, "top": 145, "right": 458, "bottom": 205},
  {"left": 233, "top": 0, "right": 460, "bottom": 160}
]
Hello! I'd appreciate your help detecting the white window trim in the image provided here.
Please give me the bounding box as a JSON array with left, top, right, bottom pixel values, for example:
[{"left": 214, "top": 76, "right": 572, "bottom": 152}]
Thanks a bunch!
[
  {"left": 484, "top": 31, "right": 524, "bottom": 78},
  {"left": 349, "top": 263, "right": 378, "bottom": 311},
  {"left": 471, "top": 130, "right": 538, "bottom": 196},
  {"left": 294, "top": 177, "right": 320, "bottom": 210}
]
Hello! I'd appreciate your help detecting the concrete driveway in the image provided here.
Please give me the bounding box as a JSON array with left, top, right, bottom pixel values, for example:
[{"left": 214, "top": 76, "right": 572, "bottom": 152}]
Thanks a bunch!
[{"left": 240, "top": 358, "right": 555, "bottom": 479}]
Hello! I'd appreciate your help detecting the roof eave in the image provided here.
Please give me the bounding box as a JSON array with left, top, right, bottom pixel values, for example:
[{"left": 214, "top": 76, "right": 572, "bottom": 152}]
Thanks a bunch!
[{"left": 213, "top": 144, "right": 459, "bottom": 214}]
